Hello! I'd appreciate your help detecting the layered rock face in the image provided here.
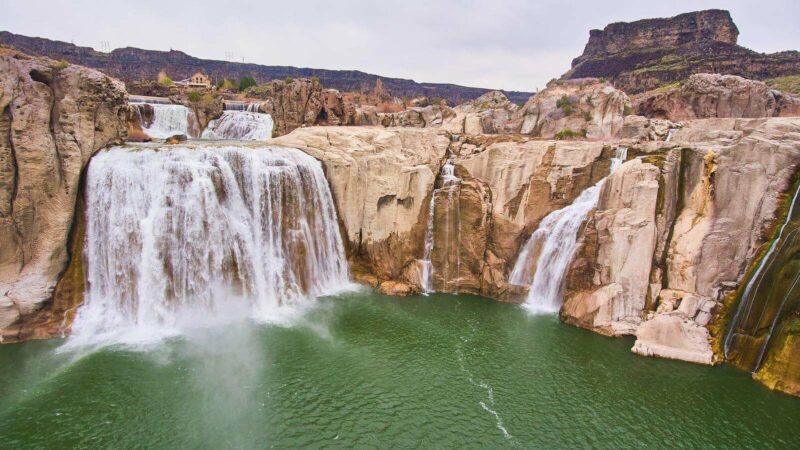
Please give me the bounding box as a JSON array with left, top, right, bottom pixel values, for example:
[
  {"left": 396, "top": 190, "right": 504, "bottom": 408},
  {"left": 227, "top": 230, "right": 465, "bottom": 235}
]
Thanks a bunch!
[
  {"left": 0, "top": 50, "right": 127, "bottom": 341},
  {"left": 564, "top": 9, "right": 800, "bottom": 94},
  {"left": 508, "top": 79, "right": 630, "bottom": 139},
  {"left": 634, "top": 74, "right": 800, "bottom": 120},
  {"left": 563, "top": 118, "right": 800, "bottom": 368}
]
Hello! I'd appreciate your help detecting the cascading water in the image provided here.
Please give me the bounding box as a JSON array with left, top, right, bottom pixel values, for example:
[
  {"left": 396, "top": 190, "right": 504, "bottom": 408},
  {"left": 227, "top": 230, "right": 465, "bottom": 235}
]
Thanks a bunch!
[
  {"left": 66, "top": 144, "right": 351, "bottom": 348},
  {"left": 141, "top": 104, "right": 190, "bottom": 139},
  {"left": 201, "top": 111, "right": 274, "bottom": 140},
  {"left": 723, "top": 181, "right": 800, "bottom": 369},
  {"left": 419, "top": 162, "right": 461, "bottom": 293},
  {"left": 665, "top": 128, "right": 678, "bottom": 142},
  {"left": 510, "top": 147, "right": 628, "bottom": 314}
]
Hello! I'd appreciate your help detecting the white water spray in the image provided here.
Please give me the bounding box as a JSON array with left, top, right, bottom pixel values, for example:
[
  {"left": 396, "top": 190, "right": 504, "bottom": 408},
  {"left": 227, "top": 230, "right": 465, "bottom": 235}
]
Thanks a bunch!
[
  {"left": 419, "top": 162, "right": 461, "bottom": 293},
  {"left": 510, "top": 147, "right": 628, "bottom": 314},
  {"left": 66, "top": 144, "right": 351, "bottom": 348},
  {"left": 202, "top": 111, "right": 274, "bottom": 140}
]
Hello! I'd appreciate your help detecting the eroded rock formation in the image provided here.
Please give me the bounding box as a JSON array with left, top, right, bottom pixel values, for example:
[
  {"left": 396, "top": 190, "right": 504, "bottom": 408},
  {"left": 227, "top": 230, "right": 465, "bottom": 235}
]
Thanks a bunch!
[
  {"left": 0, "top": 49, "right": 127, "bottom": 341},
  {"left": 508, "top": 79, "right": 630, "bottom": 139}
]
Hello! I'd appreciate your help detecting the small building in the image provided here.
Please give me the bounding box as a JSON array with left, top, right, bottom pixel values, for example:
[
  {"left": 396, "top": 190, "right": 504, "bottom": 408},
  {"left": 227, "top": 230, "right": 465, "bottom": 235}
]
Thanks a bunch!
[{"left": 175, "top": 71, "right": 211, "bottom": 89}]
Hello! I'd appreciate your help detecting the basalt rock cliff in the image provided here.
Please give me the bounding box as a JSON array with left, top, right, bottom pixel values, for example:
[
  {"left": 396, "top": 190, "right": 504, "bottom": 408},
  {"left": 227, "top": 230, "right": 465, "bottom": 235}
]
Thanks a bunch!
[{"left": 563, "top": 9, "right": 800, "bottom": 94}]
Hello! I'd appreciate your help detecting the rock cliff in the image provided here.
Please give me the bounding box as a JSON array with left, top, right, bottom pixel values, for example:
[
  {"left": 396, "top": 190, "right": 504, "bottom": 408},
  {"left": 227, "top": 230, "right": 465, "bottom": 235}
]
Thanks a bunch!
[
  {"left": 563, "top": 10, "right": 800, "bottom": 94},
  {"left": 0, "top": 49, "right": 127, "bottom": 341}
]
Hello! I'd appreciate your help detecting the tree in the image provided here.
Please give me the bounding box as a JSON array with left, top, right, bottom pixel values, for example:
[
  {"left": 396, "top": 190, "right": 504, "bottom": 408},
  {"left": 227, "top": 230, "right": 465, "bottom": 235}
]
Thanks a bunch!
[
  {"left": 217, "top": 79, "right": 236, "bottom": 91},
  {"left": 238, "top": 76, "right": 257, "bottom": 92},
  {"left": 157, "top": 70, "right": 173, "bottom": 87}
]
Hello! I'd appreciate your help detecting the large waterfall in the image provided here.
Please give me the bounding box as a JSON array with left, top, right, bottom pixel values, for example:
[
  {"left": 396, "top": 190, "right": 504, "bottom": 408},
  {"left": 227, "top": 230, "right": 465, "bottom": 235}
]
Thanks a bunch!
[
  {"left": 202, "top": 111, "right": 274, "bottom": 140},
  {"left": 67, "top": 144, "right": 351, "bottom": 347},
  {"left": 510, "top": 148, "right": 627, "bottom": 313},
  {"left": 419, "top": 162, "right": 461, "bottom": 293},
  {"left": 141, "top": 104, "right": 190, "bottom": 139}
]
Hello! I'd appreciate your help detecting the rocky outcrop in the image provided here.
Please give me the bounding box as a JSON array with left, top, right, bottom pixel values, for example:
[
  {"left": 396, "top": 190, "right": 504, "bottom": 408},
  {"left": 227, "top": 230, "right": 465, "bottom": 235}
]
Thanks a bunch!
[
  {"left": 0, "top": 49, "right": 127, "bottom": 341},
  {"left": 563, "top": 10, "right": 800, "bottom": 94},
  {"left": 509, "top": 79, "right": 630, "bottom": 139},
  {"left": 620, "top": 115, "right": 680, "bottom": 141},
  {"left": 443, "top": 91, "right": 519, "bottom": 134},
  {"left": 379, "top": 105, "right": 455, "bottom": 128},
  {"left": 634, "top": 74, "right": 800, "bottom": 120}
]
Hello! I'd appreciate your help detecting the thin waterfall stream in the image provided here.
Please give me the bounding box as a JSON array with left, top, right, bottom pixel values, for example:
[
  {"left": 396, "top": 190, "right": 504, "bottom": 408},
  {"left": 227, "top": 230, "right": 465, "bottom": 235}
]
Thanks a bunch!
[{"left": 419, "top": 161, "right": 461, "bottom": 293}]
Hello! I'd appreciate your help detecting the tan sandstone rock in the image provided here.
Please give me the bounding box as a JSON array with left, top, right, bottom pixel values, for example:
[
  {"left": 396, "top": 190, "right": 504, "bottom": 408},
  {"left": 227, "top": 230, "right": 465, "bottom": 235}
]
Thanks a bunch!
[
  {"left": 562, "top": 159, "right": 660, "bottom": 335},
  {"left": 269, "top": 126, "right": 450, "bottom": 283},
  {"left": 0, "top": 50, "right": 127, "bottom": 340},
  {"left": 634, "top": 74, "right": 800, "bottom": 121},
  {"left": 509, "top": 78, "right": 630, "bottom": 139}
]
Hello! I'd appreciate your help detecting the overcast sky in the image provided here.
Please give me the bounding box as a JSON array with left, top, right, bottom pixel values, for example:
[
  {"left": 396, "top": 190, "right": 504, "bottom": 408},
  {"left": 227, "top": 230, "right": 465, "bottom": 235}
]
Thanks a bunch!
[{"left": 2, "top": 0, "right": 798, "bottom": 92}]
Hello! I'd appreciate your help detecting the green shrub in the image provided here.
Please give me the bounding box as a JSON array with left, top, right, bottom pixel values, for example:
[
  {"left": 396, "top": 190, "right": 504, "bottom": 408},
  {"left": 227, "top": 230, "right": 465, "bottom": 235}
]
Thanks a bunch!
[
  {"left": 49, "top": 59, "right": 70, "bottom": 71},
  {"left": 238, "top": 76, "right": 257, "bottom": 92},
  {"left": 556, "top": 95, "right": 574, "bottom": 115},
  {"left": 157, "top": 70, "right": 173, "bottom": 87},
  {"left": 554, "top": 128, "right": 587, "bottom": 140},
  {"left": 284, "top": 76, "right": 294, "bottom": 84},
  {"left": 623, "top": 105, "right": 633, "bottom": 116},
  {"left": 187, "top": 91, "right": 202, "bottom": 103}
]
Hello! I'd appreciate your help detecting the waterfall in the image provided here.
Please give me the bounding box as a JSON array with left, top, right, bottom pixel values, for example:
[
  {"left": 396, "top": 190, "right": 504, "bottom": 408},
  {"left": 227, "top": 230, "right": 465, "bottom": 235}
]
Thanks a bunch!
[
  {"left": 142, "top": 104, "right": 190, "bottom": 139},
  {"left": 223, "top": 101, "right": 262, "bottom": 112},
  {"left": 129, "top": 95, "right": 173, "bottom": 105},
  {"left": 66, "top": 144, "right": 351, "bottom": 347},
  {"left": 202, "top": 111, "right": 274, "bottom": 140},
  {"left": 419, "top": 162, "right": 461, "bottom": 293},
  {"left": 665, "top": 128, "right": 677, "bottom": 142},
  {"left": 510, "top": 147, "right": 627, "bottom": 313}
]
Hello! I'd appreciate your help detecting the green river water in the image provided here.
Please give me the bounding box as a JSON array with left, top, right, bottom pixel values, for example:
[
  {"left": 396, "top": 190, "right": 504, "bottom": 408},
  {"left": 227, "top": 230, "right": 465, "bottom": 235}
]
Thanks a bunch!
[{"left": 1, "top": 291, "right": 799, "bottom": 448}]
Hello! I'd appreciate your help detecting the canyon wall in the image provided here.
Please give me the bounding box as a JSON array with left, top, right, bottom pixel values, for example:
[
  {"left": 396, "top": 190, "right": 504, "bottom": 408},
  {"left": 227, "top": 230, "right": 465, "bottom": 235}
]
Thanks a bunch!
[{"left": 0, "top": 49, "right": 127, "bottom": 341}]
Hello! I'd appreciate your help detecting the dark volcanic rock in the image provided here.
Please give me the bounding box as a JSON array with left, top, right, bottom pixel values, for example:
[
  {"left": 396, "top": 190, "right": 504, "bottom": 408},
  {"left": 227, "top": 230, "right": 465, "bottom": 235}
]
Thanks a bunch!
[
  {"left": 563, "top": 9, "right": 800, "bottom": 94},
  {"left": 0, "top": 31, "right": 533, "bottom": 105}
]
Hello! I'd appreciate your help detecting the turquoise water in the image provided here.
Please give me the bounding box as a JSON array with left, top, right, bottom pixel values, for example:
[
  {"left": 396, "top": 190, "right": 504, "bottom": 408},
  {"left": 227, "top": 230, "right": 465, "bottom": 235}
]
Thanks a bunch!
[{"left": 1, "top": 292, "right": 799, "bottom": 448}]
